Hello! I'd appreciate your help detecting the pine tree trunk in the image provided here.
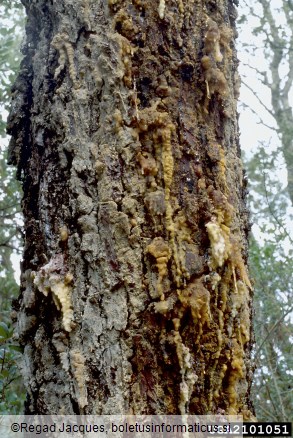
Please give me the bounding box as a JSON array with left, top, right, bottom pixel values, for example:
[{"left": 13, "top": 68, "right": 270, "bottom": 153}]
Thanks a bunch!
[{"left": 7, "top": 0, "right": 254, "bottom": 417}]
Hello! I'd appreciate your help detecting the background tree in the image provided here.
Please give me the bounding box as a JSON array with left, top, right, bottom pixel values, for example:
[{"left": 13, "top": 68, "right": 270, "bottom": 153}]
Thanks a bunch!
[
  {"left": 7, "top": 0, "right": 254, "bottom": 416},
  {"left": 238, "top": 0, "right": 293, "bottom": 421},
  {"left": 239, "top": 0, "right": 293, "bottom": 206},
  {"left": 0, "top": 0, "right": 25, "bottom": 413}
]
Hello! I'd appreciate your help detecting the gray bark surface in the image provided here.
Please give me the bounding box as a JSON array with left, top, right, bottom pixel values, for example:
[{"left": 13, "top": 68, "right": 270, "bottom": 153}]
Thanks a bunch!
[{"left": 7, "top": 0, "right": 254, "bottom": 416}]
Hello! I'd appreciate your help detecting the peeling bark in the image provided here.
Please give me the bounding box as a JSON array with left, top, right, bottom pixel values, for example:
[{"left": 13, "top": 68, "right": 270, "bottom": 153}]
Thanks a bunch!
[{"left": 7, "top": 0, "right": 254, "bottom": 416}]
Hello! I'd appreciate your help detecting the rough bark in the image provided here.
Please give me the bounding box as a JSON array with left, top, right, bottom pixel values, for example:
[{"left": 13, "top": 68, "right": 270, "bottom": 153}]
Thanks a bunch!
[{"left": 7, "top": 0, "right": 254, "bottom": 416}]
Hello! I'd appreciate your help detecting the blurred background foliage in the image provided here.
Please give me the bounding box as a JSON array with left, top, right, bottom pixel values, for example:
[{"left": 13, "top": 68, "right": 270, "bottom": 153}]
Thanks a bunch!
[
  {"left": 0, "top": 0, "right": 25, "bottom": 414},
  {"left": 0, "top": 0, "right": 292, "bottom": 419},
  {"left": 247, "top": 155, "right": 293, "bottom": 421},
  {"left": 238, "top": 0, "right": 293, "bottom": 422}
]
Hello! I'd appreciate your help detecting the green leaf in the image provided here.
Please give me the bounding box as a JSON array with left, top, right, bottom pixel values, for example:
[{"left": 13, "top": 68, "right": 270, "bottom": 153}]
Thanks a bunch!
[
  {"left": 8, "top": 344, "right": 23, "bottom": 353},
  {"left": 0, "top": 322, "right": 9, "bottom": 338}
]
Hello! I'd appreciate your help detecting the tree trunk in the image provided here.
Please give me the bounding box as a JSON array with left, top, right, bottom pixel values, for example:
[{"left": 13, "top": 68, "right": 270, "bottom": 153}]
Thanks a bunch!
[{"left": 7, "top": 0, "right": 254, "bottom": 417}]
